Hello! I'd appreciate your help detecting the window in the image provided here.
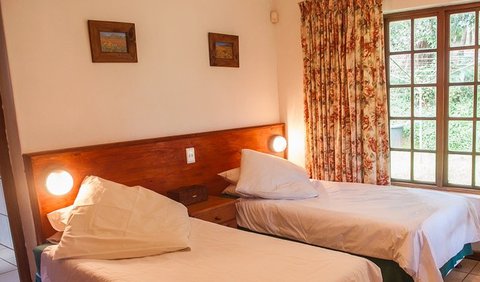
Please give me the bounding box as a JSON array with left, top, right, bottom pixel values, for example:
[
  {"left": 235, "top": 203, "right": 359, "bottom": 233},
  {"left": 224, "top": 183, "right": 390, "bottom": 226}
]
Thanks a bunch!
[{"left": 385, "top": 3, "right": 480, "bottom": 189}]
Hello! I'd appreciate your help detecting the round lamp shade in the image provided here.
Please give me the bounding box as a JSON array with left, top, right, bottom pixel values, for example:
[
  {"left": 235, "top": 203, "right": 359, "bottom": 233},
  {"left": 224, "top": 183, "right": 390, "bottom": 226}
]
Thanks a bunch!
[
  {"left": 270, "top": 135, "right": 287, "bottom": 153},
  {"left": 46, "top": 170, "right": 74, "bottom": 196}
]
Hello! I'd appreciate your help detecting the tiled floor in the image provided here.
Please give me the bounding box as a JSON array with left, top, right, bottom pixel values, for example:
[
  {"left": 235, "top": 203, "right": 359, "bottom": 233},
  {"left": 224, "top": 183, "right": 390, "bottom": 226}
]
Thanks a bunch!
[
  {"left": 446, "top": 258, "right": 480, "bottom": 282},
  {"left": 0, "top": 244, "right": 18, "bottom": 282}
]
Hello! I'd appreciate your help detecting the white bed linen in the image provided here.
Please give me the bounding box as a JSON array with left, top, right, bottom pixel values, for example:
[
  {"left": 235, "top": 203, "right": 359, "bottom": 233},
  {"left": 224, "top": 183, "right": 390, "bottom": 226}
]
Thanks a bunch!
[
  {"left": 41, "top": 218, "right": 381, "bottom": 282},
  {"left": 236, "top": 180, "right": 480, "bottom": 282}
]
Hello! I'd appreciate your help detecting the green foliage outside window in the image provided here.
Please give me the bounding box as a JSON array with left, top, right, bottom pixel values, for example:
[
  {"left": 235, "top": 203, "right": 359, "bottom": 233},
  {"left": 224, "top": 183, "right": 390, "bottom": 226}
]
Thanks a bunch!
[{"left": 390, "top": 13, "right": 476, "bottom": 155}]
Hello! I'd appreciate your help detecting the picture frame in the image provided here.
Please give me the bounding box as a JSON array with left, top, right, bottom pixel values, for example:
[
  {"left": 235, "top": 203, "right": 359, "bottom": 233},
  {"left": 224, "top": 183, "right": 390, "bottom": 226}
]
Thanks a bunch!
[
  {"left": 208, "top": 33, "right": 239, "bottom": 68},
  {"left": 88, "top": 20, "right": 138, "bottom": 63}
]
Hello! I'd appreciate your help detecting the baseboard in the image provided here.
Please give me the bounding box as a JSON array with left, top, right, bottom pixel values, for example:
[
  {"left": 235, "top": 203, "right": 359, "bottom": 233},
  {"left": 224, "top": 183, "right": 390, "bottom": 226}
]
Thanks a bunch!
[{"left": 467, "top": 251, "right": 480, "bottom": 261}]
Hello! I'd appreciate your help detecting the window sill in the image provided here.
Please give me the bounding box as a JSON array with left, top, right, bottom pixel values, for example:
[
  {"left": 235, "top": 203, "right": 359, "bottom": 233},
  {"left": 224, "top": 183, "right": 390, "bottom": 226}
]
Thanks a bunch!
[{"left": 391, "top": 181, "right": 480, "bottom": 197}]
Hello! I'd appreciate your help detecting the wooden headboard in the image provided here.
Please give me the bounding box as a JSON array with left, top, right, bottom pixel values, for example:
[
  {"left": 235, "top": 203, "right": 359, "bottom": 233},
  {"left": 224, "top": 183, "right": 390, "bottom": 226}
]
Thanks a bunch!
[{"left": 24, "top": 123, "right": 285, "bottom": 244}]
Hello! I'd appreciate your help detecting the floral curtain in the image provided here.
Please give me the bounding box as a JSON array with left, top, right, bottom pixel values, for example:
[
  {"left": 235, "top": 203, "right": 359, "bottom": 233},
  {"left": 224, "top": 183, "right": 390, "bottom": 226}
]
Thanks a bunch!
[{"left": 299, "top": 0, "right": 390, "bottom": 185}]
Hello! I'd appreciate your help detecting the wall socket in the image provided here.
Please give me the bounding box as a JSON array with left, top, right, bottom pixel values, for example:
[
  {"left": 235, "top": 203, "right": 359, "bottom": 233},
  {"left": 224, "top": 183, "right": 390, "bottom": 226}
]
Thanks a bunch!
[{"left": 186, "top": 147, "right": 196, "bottom": 164}]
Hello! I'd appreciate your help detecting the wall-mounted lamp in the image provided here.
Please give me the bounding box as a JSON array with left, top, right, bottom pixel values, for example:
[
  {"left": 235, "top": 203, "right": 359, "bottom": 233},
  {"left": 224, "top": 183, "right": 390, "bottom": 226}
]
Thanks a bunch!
[
  {"left": 45, "top": 170, "right": 74, "bottom": 196},
  {"left": 269, "top": 135, "right": 287, "bottom": 153}
]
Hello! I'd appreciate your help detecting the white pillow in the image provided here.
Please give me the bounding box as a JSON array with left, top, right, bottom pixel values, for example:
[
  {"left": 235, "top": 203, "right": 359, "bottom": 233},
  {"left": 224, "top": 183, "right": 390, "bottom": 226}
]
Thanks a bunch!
[
  {"left": 218, "top": 167, "right": 240, "bottom": 184},
  {"left": 53, "top": 176, "right": 190, "bottom": 260},
  {"left": 236, "top": 149, "right": 318, "bottom": 199},
  {"left": 47, "top": 205, "right": 73, "bottom": 232},
  {"left": 222, "top": 184, "right": 252, "bottom": 198}
]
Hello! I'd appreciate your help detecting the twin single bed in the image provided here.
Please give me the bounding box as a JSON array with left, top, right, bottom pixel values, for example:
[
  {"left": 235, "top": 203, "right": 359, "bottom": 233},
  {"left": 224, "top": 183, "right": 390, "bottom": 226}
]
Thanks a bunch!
[
  {"left": 40, "top": 218, "right": 381, "bottom": 282},
  {"left": 235, "top": 180, "right": 480, "bottom": 281},
  {"left": 24, "top": 124, "right": 383, "bottom": 282}
]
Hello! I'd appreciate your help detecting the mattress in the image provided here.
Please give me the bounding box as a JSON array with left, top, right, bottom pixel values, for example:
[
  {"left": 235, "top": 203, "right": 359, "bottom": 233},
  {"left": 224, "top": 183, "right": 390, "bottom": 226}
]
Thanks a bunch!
[
  {"left": 41, "top": 217, "right": 381, "bottom": 282},
  {"left": 236, "top": 180, "right": 480, "bottom": 282}
]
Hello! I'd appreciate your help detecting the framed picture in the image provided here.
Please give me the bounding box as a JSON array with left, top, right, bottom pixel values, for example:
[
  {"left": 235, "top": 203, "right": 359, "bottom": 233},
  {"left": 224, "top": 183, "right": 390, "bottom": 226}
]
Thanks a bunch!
[
  {"left": 88, "top": 20, "right": 138, "bottom": 63},
  {"left": 208, "top": 33, "right": 239, "bottom": 68}
]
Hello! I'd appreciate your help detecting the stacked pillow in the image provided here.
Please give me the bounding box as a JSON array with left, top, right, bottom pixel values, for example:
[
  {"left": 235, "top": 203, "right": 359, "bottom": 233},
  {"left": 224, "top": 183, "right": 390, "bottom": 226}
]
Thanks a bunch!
[{"left": 218, "top": 167, "right": 240, "bottom": 185}]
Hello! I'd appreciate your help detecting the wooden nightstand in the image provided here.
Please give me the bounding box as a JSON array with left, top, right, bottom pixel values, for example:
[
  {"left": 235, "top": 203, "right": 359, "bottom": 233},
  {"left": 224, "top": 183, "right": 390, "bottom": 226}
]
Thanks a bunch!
[{"left": 187, "top": 195, "right": 237, "bottom": 228}]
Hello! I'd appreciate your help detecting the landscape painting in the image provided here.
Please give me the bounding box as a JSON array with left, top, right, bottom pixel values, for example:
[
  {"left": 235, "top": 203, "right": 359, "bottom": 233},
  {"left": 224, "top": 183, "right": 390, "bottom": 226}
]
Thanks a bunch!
[
  {"left": 99, "top": 32, "right": 128, "bottom": 53},
  {"left": 215, "top": 42, "right": 234, "bottom": 59}
]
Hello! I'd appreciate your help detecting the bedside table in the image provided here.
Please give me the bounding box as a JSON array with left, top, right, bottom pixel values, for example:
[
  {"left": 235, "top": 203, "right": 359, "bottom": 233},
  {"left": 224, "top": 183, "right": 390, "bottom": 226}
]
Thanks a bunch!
[{"left": 187, "top": 195, "right": 237, "bottom": 228}]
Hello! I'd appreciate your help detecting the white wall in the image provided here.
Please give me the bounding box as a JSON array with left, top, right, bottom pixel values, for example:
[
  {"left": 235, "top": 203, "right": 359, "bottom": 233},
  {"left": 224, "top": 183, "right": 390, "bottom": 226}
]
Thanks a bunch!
[
  {"left": 1, "top": 0, "right": 280, "bottom": 153},
  {"left": 272, "top": 0, "right": 305, "bottom": 166},
  {"left": 0, "top": 0, "right": 279, "bottom": 278}
]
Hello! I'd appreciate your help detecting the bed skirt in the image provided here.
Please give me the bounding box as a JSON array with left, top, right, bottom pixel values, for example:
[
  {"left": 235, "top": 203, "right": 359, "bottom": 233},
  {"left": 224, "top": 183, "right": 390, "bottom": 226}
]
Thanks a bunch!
[
  {"left": 361, "top": 243, "right": 471, "bottom": 282},
  {"left": 238, "top": 226, "right": 473, "bottom": 282}
]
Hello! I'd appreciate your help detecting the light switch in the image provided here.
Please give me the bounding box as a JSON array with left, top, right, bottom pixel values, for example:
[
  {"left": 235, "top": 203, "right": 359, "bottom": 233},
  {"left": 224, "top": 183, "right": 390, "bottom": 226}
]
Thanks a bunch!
[{"left": 186, "top": 147, "right": 196, "bottom": 164}]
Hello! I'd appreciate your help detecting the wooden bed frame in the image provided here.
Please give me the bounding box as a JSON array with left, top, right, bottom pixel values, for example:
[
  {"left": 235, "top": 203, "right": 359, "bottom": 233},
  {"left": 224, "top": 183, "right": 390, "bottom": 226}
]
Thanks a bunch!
[{"left": 24, "top": 123, "right": 285, "bottom": 244}]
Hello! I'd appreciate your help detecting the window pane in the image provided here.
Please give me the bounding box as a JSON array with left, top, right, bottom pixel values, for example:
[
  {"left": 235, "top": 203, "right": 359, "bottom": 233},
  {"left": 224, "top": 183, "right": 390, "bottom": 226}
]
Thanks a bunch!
[
  {"left": 391, "top": 151, "right": 411, "bottom": 180},
  {"left": 478, "top": 52, "right": 480, "bottom": 81},
  {"left": 390, "top": 20, "right": 411, "bottom": 52},
  {"left": 450, "top": 50, "right": 475, "bottom": 83},
  {"left": 477, "top": 121, "right": 480, "bottom": 152},
  {"left": 478, "top": 86, "right": 480, "bottom": 118},
  {"left": 476, "top": 156, "right": 480, "bottom": 186},
  {"left": 414, "top": 152, "right": 435, "bottom": 182},
  {"left": 414, "top": 17, "right": 437, "bottom": 50},
  {"left": 449, "top": 86, "right": 474, "bottom": 117},
  {"left": 414, "top": 87, "right": 436, "bottom": 117},
  {"left": 414, "top": 52, "right": 437, "bottom": 84},
  {"left": 414, "top": 120, "right": 436, "bottom": 150},
  {"left": 390, "top": 120, "right": 411, "bottom": 149},
  {"left": 390, "top": 54, "right": 411, "bottom": 85},
  {"left": 448, "top": 121, "right": 473, "bottom": 152},
  {"left": 450, "top": 12, "right": 476, "bottom": 47},
  {"left": 448, "top": 154, "right": 472, "bottom": 186},
  {"left": 390, "top": 88, "right": 411, "bottom": 117}
]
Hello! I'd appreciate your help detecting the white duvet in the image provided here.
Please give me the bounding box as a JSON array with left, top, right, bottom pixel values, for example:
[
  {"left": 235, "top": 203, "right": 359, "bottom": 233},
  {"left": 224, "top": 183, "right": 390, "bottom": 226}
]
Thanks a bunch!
[
  {"left": 236, "top": 180, "right": 480, "bottom": 282},
  {"left": 41, "top": 218, "right": 381, "bottom": 282}
]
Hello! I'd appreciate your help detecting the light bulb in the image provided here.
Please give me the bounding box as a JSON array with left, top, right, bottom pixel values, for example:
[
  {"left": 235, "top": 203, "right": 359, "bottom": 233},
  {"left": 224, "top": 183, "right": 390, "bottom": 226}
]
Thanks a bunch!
[
  {"left": 270, "top": 135, "right": 287, "bottom": 153},
  {"left": 46, "top": 170, "right": 74, "bottom": 196}
]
